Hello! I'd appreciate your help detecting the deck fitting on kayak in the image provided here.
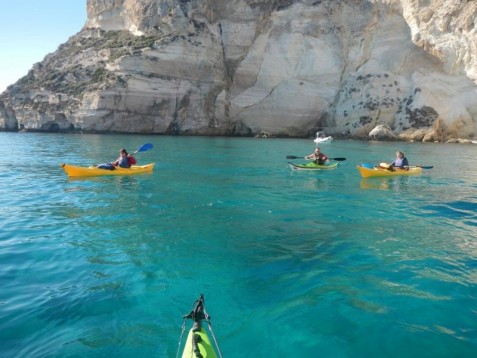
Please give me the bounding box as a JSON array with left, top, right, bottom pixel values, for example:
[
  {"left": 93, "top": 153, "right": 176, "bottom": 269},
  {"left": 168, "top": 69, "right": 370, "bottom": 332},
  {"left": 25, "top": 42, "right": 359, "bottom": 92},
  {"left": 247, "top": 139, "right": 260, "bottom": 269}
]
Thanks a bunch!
[{"left": 177, "top": 294, "right": 222, "bottom": 358}]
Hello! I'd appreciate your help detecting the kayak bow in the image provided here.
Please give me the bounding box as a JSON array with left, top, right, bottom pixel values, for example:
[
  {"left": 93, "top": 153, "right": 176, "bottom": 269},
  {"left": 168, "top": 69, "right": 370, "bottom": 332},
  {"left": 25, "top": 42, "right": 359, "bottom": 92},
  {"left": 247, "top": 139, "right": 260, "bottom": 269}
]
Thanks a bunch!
[
  {"left": 179, "top": 295, "right": 222, "bottom": 358},
  {"left": 61, "top": 163, "right": 154, "bottom": 177}
]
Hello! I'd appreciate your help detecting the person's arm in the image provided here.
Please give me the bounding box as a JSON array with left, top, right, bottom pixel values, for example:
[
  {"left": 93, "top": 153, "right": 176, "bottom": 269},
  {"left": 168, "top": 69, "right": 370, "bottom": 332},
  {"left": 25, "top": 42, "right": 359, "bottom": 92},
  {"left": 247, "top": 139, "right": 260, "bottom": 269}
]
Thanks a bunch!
[
  {"left": 402, "top": 158, "right": 409, "bottom": 169},
  {"left": 111, "top": 156, "right": 120, "bottom": 166},
  {"left": 305, "top": 153, "right": 314, "bottom": 159}
]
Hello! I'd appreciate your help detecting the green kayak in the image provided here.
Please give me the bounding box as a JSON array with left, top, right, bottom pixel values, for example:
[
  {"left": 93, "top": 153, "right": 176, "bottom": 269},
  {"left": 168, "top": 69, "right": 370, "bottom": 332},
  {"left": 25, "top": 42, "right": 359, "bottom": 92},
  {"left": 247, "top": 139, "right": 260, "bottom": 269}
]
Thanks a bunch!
[
  {"left": 288, "top": 162, "right": 339, "bottom": 171},
  {"left": 179, "top": 295, "right": 222, "bottom": 358}
]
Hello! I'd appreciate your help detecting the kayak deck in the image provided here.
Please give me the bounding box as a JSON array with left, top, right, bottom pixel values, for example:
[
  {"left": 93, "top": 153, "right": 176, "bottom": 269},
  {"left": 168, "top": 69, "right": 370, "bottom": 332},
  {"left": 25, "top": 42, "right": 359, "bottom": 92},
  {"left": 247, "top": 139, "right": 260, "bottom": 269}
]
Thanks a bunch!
[
  {"left": 182, "top": 327, "right": 217, "bottom": 358},
  {"left": 61, "top": 163, "right": 154, "bottom": 177},
  {"left": 356, "top": 165, "right": 422, "bottom": 178},
  {"left": 288, "top": 162, "right": 339, "bottom": 170}
]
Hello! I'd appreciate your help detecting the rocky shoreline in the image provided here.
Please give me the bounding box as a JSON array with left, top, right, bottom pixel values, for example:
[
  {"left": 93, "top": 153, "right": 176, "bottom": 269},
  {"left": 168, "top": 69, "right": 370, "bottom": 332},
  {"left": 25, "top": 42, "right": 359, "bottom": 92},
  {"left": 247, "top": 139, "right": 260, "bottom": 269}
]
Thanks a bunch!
[
  {"left": 1, "top": 1, "right": 476, "bottom": 140},
  {"left": 6, "top": 126, "right": 474, "bottom": 145}
]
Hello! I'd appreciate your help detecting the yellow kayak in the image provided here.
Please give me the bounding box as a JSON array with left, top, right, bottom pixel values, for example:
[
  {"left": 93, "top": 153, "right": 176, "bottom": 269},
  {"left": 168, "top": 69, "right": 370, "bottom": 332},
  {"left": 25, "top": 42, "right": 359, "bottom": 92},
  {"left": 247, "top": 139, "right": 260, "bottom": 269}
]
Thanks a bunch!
[
  {"left": 61, "top": 163, "right": 154, "bottom": 177},
  {"left": 357, "top": 165, "right": 422, "bottom": 178}
]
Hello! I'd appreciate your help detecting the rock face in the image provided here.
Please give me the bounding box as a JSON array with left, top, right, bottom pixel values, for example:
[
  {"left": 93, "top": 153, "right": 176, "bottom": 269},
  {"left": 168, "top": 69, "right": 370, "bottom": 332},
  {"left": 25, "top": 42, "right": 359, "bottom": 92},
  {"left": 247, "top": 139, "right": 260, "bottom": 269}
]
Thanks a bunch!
[{"left": 0, "top": 0, "right": 476, "bottom": 141}]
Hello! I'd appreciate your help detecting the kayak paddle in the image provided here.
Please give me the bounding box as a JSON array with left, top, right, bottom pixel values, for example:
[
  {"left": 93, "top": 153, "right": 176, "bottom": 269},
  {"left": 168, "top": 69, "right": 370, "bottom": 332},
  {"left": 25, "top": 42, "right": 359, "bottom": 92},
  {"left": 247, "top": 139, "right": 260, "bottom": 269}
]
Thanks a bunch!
[
  {"left": 133, "top": 143, "right": 154, "bottom": 154},
  {"left": 286, "top": 155, "right": 346, "bottom": 161}
]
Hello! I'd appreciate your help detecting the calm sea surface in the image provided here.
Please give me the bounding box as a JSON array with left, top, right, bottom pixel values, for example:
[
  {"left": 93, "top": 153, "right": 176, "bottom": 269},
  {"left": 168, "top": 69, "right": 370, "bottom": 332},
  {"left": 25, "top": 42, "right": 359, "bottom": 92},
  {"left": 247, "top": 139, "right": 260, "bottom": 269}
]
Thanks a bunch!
[{"left": 0, "top": 132, "right": 476, "bottom": 357}]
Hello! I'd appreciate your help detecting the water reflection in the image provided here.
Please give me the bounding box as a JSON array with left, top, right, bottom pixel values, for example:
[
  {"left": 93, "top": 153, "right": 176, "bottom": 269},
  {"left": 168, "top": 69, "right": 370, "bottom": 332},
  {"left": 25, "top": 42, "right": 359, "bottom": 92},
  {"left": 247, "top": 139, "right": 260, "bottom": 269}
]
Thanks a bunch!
[
  {"left": 360, "top": 178, "right": 391, "bottom": 190},
  {"left": 359, "top": 177, "right": 407, "bottom": 191}
]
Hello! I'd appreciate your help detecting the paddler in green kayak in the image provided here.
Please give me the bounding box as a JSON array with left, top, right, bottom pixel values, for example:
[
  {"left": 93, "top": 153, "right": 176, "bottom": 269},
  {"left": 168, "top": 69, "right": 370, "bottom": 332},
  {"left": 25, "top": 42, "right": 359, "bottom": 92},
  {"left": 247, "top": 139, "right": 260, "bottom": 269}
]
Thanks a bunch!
[{"left": 305, "top": 147, "right": 329, "bottom": 165}]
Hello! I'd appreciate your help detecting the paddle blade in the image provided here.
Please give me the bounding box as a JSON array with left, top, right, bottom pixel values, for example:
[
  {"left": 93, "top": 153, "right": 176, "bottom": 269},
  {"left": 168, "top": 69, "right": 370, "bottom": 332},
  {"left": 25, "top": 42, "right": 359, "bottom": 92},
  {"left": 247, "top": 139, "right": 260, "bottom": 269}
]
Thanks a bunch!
[
  {"left": 332, "top": 157, "right": 346, "bottom": 161},
  {"left": 137, "top": 143, "right": 153, "bottom": 153},
  {"left": 418, "top": 165, "right": 434, "bottom": 169}
]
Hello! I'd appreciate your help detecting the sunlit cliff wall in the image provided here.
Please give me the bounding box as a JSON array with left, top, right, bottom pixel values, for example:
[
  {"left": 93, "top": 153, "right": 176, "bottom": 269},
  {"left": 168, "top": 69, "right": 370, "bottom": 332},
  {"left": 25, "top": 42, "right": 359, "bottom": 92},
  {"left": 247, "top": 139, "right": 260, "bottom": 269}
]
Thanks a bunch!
[{"left": 1, "top": 0, "right": 476, "bottom": 142}]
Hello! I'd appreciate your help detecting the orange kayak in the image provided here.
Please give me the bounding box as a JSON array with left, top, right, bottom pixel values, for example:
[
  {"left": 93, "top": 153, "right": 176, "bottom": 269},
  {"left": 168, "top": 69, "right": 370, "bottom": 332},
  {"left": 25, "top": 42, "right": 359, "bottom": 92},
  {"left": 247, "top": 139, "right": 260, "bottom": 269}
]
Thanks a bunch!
[
  {"left": 61, "top": 163, "right": 154, "bottom": 177},
  {"left": 357, "top": 165, "right": 422, "bottom": 178}
]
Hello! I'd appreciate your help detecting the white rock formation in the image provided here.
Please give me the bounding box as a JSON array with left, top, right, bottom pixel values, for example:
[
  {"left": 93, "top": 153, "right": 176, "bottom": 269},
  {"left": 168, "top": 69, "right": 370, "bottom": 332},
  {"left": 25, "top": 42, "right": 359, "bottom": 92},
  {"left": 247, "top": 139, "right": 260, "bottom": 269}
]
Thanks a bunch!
[
  {"left": 0, "top": 0, "right": 476, "bottom": 141},
  {"left": 369, "top": 124, "right": 396, "bottom": 140}
]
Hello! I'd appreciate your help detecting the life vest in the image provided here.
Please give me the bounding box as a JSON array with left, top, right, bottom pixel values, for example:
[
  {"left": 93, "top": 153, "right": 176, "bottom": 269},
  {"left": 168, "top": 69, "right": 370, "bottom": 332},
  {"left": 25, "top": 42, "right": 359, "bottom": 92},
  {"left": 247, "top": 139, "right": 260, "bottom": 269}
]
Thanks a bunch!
[
  {"left": 315, "top": 153, "right": 328, "bottom": 165},
  {"left": 117, "top": 157, "right": 130, "bottom": 168},
  {"left": 128, "top": 156, "right": 137, "bottom": 165}
]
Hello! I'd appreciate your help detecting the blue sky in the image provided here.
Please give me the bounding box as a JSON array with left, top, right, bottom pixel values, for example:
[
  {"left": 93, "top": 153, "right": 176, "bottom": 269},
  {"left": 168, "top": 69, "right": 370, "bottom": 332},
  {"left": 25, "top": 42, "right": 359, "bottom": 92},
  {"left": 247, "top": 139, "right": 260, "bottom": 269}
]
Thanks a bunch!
[{"left": 0, "top": 1, "right": 87, "bottom": 92}]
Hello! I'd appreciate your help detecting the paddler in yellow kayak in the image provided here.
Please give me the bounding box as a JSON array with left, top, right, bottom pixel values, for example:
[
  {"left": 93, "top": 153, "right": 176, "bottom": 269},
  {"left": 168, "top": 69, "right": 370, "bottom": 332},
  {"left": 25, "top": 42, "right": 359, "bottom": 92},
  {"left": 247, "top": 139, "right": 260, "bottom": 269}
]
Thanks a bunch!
[
  {"left": 382, "top": 150, "right": 409, "bottom": 171},
  {"left": 97, "top": 148, "right": 137, "bottom": 170}
]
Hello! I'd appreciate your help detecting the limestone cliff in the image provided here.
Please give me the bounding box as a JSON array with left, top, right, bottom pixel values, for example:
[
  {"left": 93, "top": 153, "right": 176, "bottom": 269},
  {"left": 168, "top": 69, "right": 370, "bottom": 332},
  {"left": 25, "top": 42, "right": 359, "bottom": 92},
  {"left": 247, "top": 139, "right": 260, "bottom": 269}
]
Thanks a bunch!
[{"left": 0, "top": 0, "right": 476, "bottom": 142}]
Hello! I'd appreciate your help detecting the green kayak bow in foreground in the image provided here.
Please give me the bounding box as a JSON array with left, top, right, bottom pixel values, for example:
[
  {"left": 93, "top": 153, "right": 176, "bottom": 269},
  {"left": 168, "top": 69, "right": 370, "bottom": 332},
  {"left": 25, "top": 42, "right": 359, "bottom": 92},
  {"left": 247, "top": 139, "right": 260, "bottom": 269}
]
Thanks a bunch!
[{"left": 178, "top": 295, "right": 222, "bottom": 358}]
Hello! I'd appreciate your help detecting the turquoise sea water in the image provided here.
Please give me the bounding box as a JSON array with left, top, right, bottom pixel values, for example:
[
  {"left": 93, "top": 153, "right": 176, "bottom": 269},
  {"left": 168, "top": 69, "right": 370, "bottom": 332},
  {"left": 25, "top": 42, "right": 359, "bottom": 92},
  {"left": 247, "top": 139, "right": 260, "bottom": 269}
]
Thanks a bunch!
[{"left": 0, "top": 132, "right": 476, "bottom": 357}]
